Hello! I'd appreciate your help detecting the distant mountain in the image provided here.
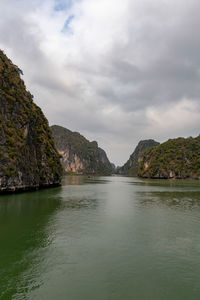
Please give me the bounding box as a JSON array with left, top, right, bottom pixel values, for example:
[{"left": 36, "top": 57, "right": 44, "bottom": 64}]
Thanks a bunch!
[
  {"left": 51, "top": 125, "right": 113, "bottom": 175},
  {"left": 119, "top": 139, "right": 160, "bottom": 176},
  {"left": 111, "top": 163, "right": 116, "bottom": 171},
  {"left": 138, "top": 136, "right": 200, "bottom": 179},
  {"left": 0, "top": 50, "right": 62, "bottom": 193}
]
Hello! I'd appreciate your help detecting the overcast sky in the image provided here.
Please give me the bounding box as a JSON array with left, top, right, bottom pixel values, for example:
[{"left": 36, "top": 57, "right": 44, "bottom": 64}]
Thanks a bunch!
[{"left": 1, "top": 0, "right": 200, "bottom": 165}]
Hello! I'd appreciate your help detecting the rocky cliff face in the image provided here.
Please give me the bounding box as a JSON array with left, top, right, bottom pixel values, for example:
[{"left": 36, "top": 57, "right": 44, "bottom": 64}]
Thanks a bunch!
[
  {"left": 51, "top": 125, "right": 113, "bottom": 175},
  {"left": 119, "top": 139, "right": 159, "bottom": 176},
  {"left": 0, "top": 50, "right": 62, "bottom": 193},
  {"left": 138, "top": 136, "right": 200, "bottom": 179}
]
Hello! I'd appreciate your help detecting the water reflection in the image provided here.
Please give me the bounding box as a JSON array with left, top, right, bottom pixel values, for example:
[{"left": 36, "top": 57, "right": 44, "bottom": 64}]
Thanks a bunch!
[
  {"left": 63, "top": 196, "right": 98, "bottom": 210},
  {"left": 137, "top": 190, "right": 200, "bottom": 210},
  {"left": 85, "top": 178, "right": 111, "bottom": 185},
  {"left": 62, "top": 175, "right": 110, "bottom": 186},
  {"left": 62, "top": 175, "right": 86, "bottom": 185},
  {"left": 125, "top": 177, "right": 200, "bottom": 210},
  {"left": 0, "top": 188, "right": 62, "bottom": 300},
  {"left": 2, "top": 176, "right": 200, "bottom": 300},
  {"left": 130, "top": 178, "right": 200, "bottom": 189}
]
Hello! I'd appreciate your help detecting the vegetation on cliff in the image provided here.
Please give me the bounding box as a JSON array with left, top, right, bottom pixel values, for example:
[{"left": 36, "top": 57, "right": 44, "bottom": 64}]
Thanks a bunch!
[
  {"left": 138, "top": 136, "right": 200, "bottom": 179},
  {"left": 51, "top": 125, "right": 113, "bottom": 175},
  {"left": 119, "top": 139, "right": 159, "bottom": 176},
  {"left": 0, "top": 50, "right": 62, "bottom": 192}
]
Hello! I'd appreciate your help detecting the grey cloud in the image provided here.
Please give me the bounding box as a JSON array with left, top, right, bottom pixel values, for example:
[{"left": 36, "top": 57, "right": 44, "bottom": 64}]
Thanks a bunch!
[
  {"left": 96, "top": 1, "right": 200, "bottom": 112},
  {"left": 1, "top": 0, "right": 200, "bottom": 165}
]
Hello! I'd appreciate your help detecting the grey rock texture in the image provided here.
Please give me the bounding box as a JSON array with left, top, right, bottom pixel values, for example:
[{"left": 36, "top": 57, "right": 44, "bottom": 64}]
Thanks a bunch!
[
  {"left": 0, "top": 50, "right": 63, "bottom": 193},
  {"left": 119, "top": 139, "right": 160, "bottom": 176},
  {"left": 51, "top": 125, "right": 113, "bottom": 175},
  {"left": 138, "top": 137, "right": 200, "bottom": 179}
]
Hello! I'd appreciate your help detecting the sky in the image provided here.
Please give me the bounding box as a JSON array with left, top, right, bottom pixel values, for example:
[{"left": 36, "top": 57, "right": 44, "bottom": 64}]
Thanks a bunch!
[{"left": 1, "top": 0, "right": 200, "bottom": 165}]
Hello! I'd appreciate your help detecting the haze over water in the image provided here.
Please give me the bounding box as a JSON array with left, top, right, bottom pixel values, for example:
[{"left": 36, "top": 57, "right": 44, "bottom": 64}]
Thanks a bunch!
[{"left": 1, "top": 176, "right": 200, "bottom": 300}]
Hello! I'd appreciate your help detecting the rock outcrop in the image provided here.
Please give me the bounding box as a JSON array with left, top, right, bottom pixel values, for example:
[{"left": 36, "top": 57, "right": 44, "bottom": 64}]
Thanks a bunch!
[
  {"left": 119, "top": 139, "right": 160, "bottom": 176},
  {"left": 0, "top": 50, "right": 63, "bottom": 193},
  {"left": 138, "top": 136, "right": 200, "bottom": 179},
  {"left": 51, "top": 125, "right": 113, "bottom": 175}
]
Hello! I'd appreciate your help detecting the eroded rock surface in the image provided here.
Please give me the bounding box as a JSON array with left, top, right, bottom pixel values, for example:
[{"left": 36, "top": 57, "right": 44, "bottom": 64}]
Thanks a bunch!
[
  {"left": 119, "top": 139, "right": 159, "bottom": 176},
  {"left": 0, "top": 50, "right": 62, "bottom": 193},
  {"left": 138, "top": 137, "right": 200, "bottom": 179},
  {"left": 51, "top": 125, "right": 113, "bottom": 175}
]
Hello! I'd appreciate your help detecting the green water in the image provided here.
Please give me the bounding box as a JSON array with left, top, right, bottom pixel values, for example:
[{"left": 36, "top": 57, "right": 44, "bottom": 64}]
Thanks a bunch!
[{"left": 1, "top": 176, "right": 200, "bottom": 300}]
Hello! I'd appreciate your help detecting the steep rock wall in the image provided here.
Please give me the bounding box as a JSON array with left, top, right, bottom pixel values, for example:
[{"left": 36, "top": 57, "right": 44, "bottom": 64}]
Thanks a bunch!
[
  {"left": 119, "top": 139, "right": 159, "bottom": 176},
  {"left": 51, "top": 125, "right": 113, "bottom": 175},
  {"left": 138, "top": 137, "right": 200, "bottom": 179},
  {"left": 0, "top": 50, "right": 62, "bottom": 193}
]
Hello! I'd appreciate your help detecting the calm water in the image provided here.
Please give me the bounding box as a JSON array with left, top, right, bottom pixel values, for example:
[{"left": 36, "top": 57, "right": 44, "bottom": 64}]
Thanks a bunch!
[{"left": 1, "top": 176, "right": 200, "bottom": 300}]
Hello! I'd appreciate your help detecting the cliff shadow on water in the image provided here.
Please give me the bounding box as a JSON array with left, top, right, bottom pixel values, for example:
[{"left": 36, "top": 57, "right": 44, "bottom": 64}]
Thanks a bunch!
[{"left": 0, "top": 188, "right": 62, "bottom": 300}]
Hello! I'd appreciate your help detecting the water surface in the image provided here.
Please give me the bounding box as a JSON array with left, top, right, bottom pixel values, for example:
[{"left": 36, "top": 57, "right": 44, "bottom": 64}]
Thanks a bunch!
[{"left": 1, "top": 176, "right": 200, "bottom": 299}]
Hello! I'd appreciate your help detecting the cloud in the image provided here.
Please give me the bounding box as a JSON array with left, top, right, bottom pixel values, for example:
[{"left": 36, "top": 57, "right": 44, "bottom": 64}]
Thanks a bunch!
[
  {"left": 0, "top": 0, "right": 200, "bottom": 165},
  {"left": 146, "top": 99, "right": 200, "bottom": 138}
]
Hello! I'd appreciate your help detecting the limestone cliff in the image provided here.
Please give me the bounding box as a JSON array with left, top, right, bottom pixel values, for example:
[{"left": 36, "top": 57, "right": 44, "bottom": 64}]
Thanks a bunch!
[
  {"left": 119, "top": 139, "right": 160, "bottom": 176},
  {"left": 51, "top": 125, "right": 113, "bottom": 175},
  {"left": 0, "top": 50, "right": 62, "bottom": 193},
  {"left": 138, "top": 136, "right": 200, "bottom": 179}
]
